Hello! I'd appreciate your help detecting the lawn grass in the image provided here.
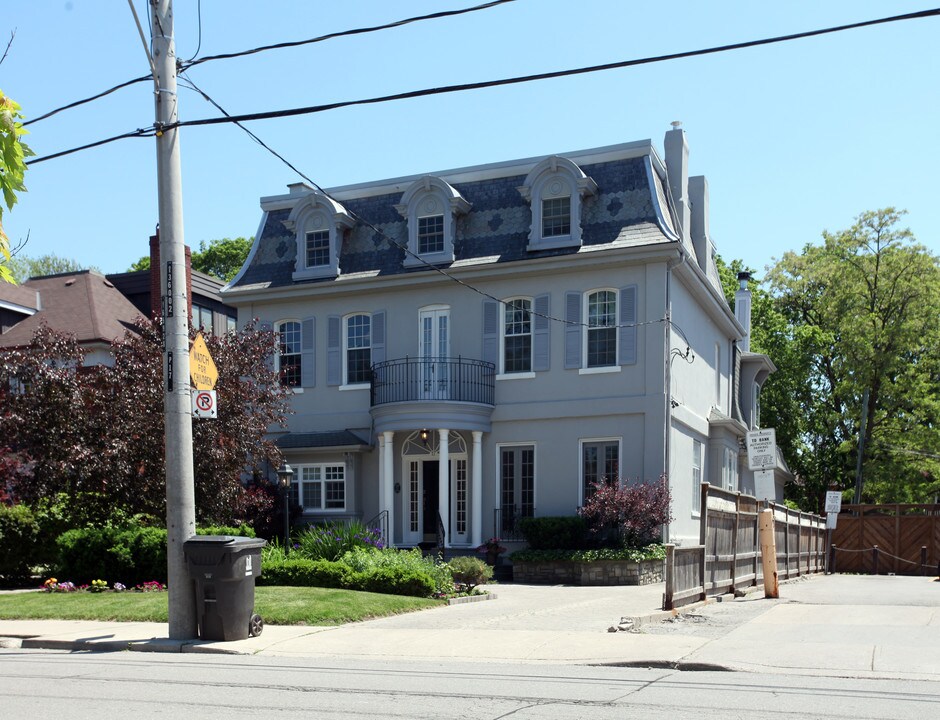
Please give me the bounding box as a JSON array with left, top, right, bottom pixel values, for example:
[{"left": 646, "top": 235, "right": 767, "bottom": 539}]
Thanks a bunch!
[{"left": 0, "top": 586, "right": 442, "bottom": 625}]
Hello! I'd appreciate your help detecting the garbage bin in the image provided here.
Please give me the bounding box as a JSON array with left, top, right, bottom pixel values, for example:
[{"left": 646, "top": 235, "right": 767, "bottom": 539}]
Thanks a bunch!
[{"left": 183, "top": 535, "right": 267, "bottom": 641}]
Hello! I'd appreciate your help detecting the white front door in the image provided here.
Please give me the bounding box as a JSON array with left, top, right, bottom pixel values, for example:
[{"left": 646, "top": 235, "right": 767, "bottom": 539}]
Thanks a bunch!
[{"left": 418, "top": 307, "right": 450, "bottom": 399}]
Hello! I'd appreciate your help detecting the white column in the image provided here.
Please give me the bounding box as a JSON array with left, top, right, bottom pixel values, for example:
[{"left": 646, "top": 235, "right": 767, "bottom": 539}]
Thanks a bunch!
[
  {"left": 472, "top": 431, "right": 483, "bottom": 546},
  {"left": 383, "top": 431, "right": 395, "bottom": 547},
  {"left": 438, "top": 428, "right": 449, "bottom": 547}
]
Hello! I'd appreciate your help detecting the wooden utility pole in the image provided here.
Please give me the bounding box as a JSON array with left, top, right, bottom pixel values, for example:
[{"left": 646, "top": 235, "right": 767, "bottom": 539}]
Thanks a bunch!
[
  {"left": 152, "top": 0, "right": 197, "bottom": 639},
  {"left": 759, "top": 508, "right": 779, "bottom": 598}
]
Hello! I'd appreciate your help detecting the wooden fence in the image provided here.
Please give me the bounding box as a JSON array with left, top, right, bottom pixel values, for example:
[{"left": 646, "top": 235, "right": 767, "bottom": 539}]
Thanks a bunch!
[
  {"left": 663, "top": 483, "right": 826, "bottom": 610},
  {"left": 830, "top": 504, "right": 940, "bottom": 575}
]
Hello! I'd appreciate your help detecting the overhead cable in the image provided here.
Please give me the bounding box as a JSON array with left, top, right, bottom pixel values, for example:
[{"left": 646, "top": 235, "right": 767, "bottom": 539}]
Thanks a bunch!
[{"left": 24, "top": 0, "right": 516, "bottom": 127}]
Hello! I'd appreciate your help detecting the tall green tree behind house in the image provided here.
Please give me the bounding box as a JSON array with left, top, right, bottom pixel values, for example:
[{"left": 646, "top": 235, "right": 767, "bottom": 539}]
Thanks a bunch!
[
  {"left": 6, "top": 253, "right": 98, "bottom": 283},
  {"left": 0, "top": 89, "right": 33, "bottom": 283},
  {"left": 129, "top": 237, "right": 252, "bottom": 282},
  {"left": 766, "top": 209, "right": 940, "bottom": 505}
]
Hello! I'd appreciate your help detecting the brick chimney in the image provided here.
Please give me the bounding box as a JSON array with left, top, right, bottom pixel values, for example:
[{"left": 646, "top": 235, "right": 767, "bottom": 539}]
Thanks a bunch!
[{"left": 149, "top": 229, "right": 193, "bottom": 322}]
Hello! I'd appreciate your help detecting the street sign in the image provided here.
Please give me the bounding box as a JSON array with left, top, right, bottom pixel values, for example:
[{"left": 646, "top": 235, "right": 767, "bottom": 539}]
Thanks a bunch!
[
  {"left": 825, "top": 491, "right": 843, "bottom": 514},
  {"left": 189, "top": 333, "right": 218, "bottom": 390},
  {"left": 746, "top": 428, "right": 777, "bottom": 470},
  {"left": 192, "top": 389, "right": 217, "bottom": 419},
  {"left": 827, "top": 512, "right": 839, "bottom": 529},
  {"left": 754, "top": 468, "right": 776, "bottom": 501}
]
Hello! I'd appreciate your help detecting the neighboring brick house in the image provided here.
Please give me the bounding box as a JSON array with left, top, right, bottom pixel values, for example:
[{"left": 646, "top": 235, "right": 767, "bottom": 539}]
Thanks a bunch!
[{"left": 223, "top": 127, "right": 789, "bottom": 547}]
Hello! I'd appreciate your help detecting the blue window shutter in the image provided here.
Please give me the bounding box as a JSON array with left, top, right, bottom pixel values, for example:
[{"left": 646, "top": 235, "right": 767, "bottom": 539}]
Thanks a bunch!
[
  {"left": 301, "top": 317, "right": 315, "bottom": 387},
  {"left": 372, "top": 311, "right": 386, "bottom": 366},
  {"left": 620, "top": 285, "right": 637, "bottom": 365},
  {"left": 564, "top": 291, "right": 581, "bottom": 369},
  {"left": 327, "top": 315, "right": 341, "bottom": 386},
  {"left": 482, "top": 300, "right": 498, "bottom": 368},
  {"left": 533, "top": 294, "right": 550, "bottom": 372}
]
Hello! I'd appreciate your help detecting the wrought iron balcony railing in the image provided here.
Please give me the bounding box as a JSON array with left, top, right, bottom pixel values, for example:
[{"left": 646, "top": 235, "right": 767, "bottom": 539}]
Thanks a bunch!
[{"left": 370, "top": 356, "right": 496, "bottom": 407}]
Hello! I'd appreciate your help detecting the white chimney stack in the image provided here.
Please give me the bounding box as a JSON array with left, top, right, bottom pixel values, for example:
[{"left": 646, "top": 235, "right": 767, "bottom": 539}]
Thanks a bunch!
[
  {"left": 735, "top": 271, "right": 752, "bottom": 352},
  {"left": 664, "top": 123, "right": 691, "bottom": 248}
]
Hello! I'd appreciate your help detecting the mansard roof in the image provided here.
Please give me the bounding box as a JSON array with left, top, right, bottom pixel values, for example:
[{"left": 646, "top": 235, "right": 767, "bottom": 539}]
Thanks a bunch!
[{"left": 229, "top": 140, "right": 680, "bottom": 292}]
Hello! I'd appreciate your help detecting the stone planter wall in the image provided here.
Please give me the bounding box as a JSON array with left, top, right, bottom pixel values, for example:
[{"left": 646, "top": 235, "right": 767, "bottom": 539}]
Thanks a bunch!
[{"left": 511, "top": 558, "right": 664, "bottom": 586}]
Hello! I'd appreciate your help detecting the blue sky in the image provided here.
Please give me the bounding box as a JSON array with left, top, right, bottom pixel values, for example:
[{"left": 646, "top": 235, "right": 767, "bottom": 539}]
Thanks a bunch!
[{"left": 3, "top": 1, "right": 938, "bottom": 279}]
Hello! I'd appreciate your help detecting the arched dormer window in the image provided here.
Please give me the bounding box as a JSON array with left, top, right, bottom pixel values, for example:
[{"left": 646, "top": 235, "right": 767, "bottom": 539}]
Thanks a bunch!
[
  {"left": 517, "top": 156, "right": 597, "bottom": 251},
  {"left": 395, "top": 176, "right": 470, "bottom": 267},
  {"left": 284, "top": 190, "right": 355, "bottom": 281}
]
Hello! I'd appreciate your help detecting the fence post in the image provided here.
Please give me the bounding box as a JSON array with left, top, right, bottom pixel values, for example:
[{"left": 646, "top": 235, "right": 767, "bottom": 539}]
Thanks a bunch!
[
  {"left": 731, "top": 492, "right": 740, "bottom": 592},
  {"left": 829, "top": 544, "right": 837, "bottom": 574},
  {"left": 873, "top": 545, "right": 879, "bottom": 576},
  {"left": 663, "top": 543, "right": 676, "bottom": 611},
  {"left": 699, "top": 483, "right": 709, "bottom": 596},
  {"left": 921, "top": 546, "right": 928, "bottom": 577}
]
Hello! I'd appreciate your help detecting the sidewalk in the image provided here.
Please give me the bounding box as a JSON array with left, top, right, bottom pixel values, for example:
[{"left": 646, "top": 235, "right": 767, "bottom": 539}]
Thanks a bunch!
[{"left": 2, "top": 575, "right": 938, "bottom": 679}]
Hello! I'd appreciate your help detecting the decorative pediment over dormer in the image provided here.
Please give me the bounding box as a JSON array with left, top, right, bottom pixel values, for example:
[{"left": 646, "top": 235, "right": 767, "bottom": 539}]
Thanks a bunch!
[
  {"left": 395, "top": 176, "right": 470, "bottom": 267},
  {"left": 518, "top": 156, "right": 597, "bottom": 251},
  {"left": 284, "top": 190, "right": 356, "bottom": 281}
]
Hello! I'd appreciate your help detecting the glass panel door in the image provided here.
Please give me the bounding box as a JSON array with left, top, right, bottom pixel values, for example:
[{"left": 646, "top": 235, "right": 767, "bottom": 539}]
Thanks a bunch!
[{"left": 418, "top": 307, "right": 450, "bottom": 399}]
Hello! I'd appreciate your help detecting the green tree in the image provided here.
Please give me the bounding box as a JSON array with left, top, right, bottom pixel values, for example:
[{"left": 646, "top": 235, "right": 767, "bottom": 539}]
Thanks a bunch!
[
  {"left": 766, "top": 209, "right": 940, "bottom": 505},
  {"left": 0, "top": 89, "right": 33, "bottom": 283},
  {"left": 127, "top": 236, "right": 252, "bottom": 282},
  {"left": 6, "top": 253, "right": 97, "bottom": 283}
]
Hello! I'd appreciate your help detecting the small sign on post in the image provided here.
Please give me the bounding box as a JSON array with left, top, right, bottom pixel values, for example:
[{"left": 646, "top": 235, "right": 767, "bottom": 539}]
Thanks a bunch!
[
  {"left": 189, "top": 333, "right": 219, "bottom": 391},
  {"left": 746, "top": 429, "right": 777, "bottom": 470},
  {"left": 824, "top": 491, "right": 843, "bottom": 514},
  {"left": 192, "top": 389, "right": 217, "bottom": 419}
]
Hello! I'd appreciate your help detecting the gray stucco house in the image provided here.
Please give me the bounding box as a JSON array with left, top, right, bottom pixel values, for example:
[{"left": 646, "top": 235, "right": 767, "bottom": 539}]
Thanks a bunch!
[{"left": 222, "top": 126, "right": 786, "bottom": 548}]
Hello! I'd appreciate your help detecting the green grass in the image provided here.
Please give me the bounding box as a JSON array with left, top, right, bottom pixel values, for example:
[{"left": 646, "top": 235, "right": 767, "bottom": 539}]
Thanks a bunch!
[{"left": 0, "top": 586, "right": 442, "bottom": 625}]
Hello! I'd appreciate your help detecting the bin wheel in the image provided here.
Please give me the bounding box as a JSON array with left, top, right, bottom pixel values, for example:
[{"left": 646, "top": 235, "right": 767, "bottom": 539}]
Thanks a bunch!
[{"left": 249, "top": 613, "right": 264, "bottom": 637}]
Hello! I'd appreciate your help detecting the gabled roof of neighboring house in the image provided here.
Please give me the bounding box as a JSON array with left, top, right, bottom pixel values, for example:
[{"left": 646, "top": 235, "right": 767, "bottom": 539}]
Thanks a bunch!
[
  {"left": 0, "top": 270, "right": 146, "bottom": 349},
  {"left": 228, "top": 141, "right": 681, "bottom": 292},
  {"left": 0, "top": 281, "right": 40, "bottom": 314}
]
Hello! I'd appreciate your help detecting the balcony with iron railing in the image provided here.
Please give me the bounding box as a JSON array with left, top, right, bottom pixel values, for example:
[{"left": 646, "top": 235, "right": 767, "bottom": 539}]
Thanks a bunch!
[{"left": 369, "top": 356, "right": 496, "bottom": 434}]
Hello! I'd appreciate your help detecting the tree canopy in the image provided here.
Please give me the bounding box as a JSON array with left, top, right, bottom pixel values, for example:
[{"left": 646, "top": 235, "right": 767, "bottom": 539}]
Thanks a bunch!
[
  {"left": 765, "top": 209, "right": 940, "bottom": 506},
  {"left": 129, "top": 236, "right": 253, "bottom": 282},
  {"left": 5, "top": 253, "right": 98, "bottom": 283}
]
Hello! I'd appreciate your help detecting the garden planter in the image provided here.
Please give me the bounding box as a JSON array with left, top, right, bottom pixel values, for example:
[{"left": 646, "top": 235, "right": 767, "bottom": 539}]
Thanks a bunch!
[{"left": 511, "top": 558, "right": 663, "bottom": 586}]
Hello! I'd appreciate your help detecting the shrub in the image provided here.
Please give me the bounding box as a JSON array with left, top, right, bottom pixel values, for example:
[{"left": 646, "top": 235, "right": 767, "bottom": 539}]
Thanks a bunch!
[
  {"left": 353, "top": 566, "right": 437, "bottom": 598},
  {"left": 197, "top": 524, "right": 256, "bottom": 538},
  {"left": 447, "top": 555, "right": 493, "bottom": 592},
  {"left": 56, "top": 525, "right": 168, "bottom": 585},
  {"left": 0, "top": 503, "right": 40, "bottom": 583},
  {"left": 295, "top": 520, "right": 384, "bottom": 561},
  {"left": 578, "top": 474, "right": 672, "bottom": 548},
  {"left": 518, "top": 516, "right": 589, "bottom": 550},
  {"left": 511, "top": 544, "right": 667, "bottom": 563},
  {"left": 341, "top": 547, "right": 453, "bottom": 596},
  {"left": 256, "top": 557, "right": 351, "bottom": 588}
]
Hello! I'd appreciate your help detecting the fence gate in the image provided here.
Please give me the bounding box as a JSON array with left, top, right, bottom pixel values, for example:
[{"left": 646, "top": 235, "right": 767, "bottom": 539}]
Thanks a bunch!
[{"left": 830, "top": 504, "right": 940, "bottom": 575}]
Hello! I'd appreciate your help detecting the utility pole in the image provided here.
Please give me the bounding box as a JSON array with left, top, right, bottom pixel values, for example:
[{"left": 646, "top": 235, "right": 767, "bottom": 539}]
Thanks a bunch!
[
  {"left": 152, "top": 0, "right": 197, "bottom": 639},
  {"left": 853, "top": 388, "right": 870, "bottom": 506}
]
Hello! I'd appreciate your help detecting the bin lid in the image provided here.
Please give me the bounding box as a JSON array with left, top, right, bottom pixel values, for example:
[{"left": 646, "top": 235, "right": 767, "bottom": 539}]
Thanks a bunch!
[{"left": 184, "top": 535, "right": 266, "bottom": 548}]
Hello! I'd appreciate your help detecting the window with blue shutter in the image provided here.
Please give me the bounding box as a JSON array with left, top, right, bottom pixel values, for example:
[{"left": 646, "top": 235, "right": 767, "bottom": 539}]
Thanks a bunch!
[
  {"left": 619, "top": 285, "right": 637, "bottom": 366},
  {"left": 301, "top": 317, "right": 315, "bottom": 387},
  {"left": 564, "top": 291, "right": 582, "bottom": 369}
]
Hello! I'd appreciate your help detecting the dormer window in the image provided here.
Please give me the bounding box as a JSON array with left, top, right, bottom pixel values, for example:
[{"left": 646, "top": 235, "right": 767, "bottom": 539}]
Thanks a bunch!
[
  {"left": 518, "top": 156, "right": 597, "bottom": 251},
  {"left": 396, "top": 176, "right": 470, "bottom": 267},
  {"left": 284, "top": 190, "right": 355, "bottom": 281}
]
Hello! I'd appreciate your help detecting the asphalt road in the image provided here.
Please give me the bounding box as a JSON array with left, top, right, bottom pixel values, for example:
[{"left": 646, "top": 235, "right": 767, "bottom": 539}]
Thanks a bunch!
[{"left": 3, "top": 649, "right": 936, "bottom": 719}]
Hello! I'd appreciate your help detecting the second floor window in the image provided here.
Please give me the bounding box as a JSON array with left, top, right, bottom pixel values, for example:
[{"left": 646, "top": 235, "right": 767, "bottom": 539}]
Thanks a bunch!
[
  {"left": 541, "top": 196, "right": 571, "bottom": 238},
  {"left": 305, "top": 230, "right": 330, "bottom": 268},
  {"left": 277, "top": 320, "right": 301, "bottom": 387},
  {"left": 587, "top": 290, "right": 617, "bottom": 367},
  {"left": 345, "top": 314, "right": 371, "bottom": 385},
  {"left": 503, "top": 298, "right": 532, "bottom": 373},
  {"left": 417, "top": 215, "right": 444, "bottom": 255}
]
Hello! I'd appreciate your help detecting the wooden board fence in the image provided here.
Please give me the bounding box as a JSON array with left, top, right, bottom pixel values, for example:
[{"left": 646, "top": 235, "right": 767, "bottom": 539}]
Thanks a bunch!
[{"left": 830, "top": 504, "right": 940, "bottom": 575}]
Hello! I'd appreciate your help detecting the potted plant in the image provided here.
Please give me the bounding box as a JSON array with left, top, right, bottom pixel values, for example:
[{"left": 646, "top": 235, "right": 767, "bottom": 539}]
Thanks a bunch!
[{"left": 476, "top": 537, "right": 507, "bottom": 566}]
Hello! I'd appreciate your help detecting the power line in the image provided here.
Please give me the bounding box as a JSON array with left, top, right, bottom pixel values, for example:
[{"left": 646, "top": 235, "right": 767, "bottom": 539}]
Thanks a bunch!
[
  {"left": 26, "top": 128, "right": 154, "bottom": 165},
  {"left": 165, "top": 7, "right": 940, "bottom": 132},
  {"left": 24, "top": 0, "right": 516, "bottom": 128},
  {"left": 27, "top": 8, "right": 940, "bottom": 163},
  {"left": 180, "top": 76, "right": 663, "bottom": 333},
  {"left": 181, "top": 0, "right": 516, "bottom": 70}
]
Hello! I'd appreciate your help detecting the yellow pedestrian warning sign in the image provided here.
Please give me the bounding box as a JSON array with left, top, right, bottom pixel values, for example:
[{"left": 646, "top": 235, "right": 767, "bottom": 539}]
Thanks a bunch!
[{"left": 189, "top": 333, "right": 218, "bottom": 390}]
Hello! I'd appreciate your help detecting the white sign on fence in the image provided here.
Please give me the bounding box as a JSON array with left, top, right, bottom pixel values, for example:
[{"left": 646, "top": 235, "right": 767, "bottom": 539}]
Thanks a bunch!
[
  {"left": 827, "top": 512, "right": 839, "bottom": 529},
  {"left": 754, "top": 469, "right": 776, "bottom": 502},
  {"left": 746, "top": 428, "right": 777, "bottom": 470}
]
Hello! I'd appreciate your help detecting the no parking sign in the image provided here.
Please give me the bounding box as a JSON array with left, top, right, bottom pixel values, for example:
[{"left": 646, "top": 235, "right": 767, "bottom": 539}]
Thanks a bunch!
[{"left": 191, "top": 389, "right": 217, "bottom": 419}]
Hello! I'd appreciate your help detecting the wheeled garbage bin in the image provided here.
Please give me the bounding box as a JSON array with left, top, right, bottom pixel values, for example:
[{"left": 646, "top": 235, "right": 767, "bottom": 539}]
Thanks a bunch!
[{"left": 183, "top": 535, "right": 267, "bottom": 641}]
